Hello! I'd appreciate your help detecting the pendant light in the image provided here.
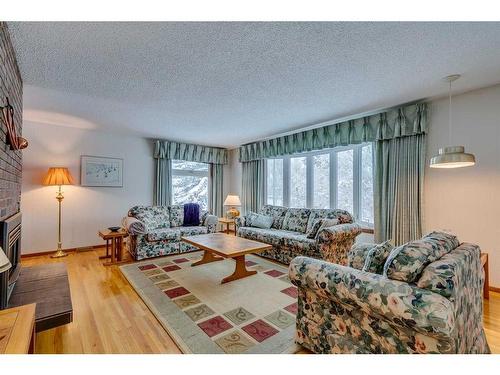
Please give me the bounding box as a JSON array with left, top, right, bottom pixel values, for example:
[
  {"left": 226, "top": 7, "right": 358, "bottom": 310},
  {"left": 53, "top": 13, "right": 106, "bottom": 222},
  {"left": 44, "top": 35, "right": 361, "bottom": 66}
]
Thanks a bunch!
[{"left": 430, "top": 74, "right": 475, "bottom": 168}]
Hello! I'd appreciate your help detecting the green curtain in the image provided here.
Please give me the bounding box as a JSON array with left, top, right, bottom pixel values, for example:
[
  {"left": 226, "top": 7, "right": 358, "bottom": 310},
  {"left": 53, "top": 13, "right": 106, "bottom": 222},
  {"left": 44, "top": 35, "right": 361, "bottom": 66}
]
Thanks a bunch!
[
  {"left": 241, "top": 160, "right": 265, "bottom": 213},
  {"left": 154, "top": 158, "right": 172, "bottom": 206},
  {"left": 210, "top": 164, "right": 224, "bottom": 217},
  {"left": 239, "top": 103, "right": 427, "bottom": 162},
  {"left": 374, "top": 133, "right": 426, "bottom": 245},
  {"left": 155, "top": 140, "right": 228, "bottom": 164}
]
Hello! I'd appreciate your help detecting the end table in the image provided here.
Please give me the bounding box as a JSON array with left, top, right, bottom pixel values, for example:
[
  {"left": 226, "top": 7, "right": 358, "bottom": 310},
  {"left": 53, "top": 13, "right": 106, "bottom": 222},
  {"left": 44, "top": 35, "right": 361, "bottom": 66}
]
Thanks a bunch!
[
  {"left": 218, "top": 217, "right": 236, "bottom": 235},
  {"left": 98, "top": 228, "right": 129, "bottom": 266}
]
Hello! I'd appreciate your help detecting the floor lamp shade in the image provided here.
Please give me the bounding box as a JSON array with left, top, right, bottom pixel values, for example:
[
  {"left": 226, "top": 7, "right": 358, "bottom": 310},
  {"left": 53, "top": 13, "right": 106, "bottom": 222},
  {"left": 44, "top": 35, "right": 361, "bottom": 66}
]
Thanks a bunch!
[
  {"left": 43, "top": 167, "right": 75, "bottom": 186},
  {"left": 43, "top": 167, "right": 74, "bottom": 258}
]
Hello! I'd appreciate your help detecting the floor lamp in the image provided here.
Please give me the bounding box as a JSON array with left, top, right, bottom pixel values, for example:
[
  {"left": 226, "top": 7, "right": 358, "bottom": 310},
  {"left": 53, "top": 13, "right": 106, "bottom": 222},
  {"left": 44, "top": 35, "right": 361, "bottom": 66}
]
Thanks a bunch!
[{"left": 43, "top": 167, "right": 75, "bottom": 258}]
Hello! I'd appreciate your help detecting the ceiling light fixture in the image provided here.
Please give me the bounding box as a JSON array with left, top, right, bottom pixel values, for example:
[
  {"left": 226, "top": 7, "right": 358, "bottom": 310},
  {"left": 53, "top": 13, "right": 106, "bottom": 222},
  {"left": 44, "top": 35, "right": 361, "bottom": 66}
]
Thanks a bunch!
[{"left": 430, "top": 74, "right": 475, "bottom": 169}]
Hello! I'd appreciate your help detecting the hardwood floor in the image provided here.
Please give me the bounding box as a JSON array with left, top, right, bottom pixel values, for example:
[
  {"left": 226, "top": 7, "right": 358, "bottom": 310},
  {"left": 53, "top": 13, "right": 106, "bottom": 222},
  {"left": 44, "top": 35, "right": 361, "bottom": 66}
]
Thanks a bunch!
[{"left": 21, "top": 248, "right": 500, "bottom": 354}]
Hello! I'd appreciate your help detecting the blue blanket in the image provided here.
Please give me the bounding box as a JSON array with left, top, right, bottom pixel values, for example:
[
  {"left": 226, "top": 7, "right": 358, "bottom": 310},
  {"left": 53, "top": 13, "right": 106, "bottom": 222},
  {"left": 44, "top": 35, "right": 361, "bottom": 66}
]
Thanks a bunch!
[{"left": 183, "top": 203, "right": 200, "bottom": 227}]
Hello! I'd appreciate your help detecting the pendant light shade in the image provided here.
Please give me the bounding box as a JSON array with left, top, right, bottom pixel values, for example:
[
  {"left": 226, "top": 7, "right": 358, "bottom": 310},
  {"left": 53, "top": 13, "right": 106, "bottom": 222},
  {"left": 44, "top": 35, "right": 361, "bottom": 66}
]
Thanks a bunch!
[
  {"left": 430, "top": 75, "right": 475, "bottom": 169},
  {"left": 429, "top": 146, "right": 475, "bottom": 168}
]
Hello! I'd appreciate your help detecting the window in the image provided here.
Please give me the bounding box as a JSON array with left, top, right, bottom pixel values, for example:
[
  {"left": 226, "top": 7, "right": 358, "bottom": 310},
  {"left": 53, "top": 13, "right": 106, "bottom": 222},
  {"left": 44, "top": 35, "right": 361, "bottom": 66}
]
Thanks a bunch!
[
  {"left": 264, "top": 143, "right": 374, "bottom": 225},
  {"left": 171, "top": 160, "right": 209, "bottom": 210},
  {"left": 290, "top": 157, "right": 307, "bottom": 208},
  {"left": 266, "top": 159, "right": 283, "bottom": 206},
  {"left": 312, "top": 153, "right": 330, "bottom": 209}
]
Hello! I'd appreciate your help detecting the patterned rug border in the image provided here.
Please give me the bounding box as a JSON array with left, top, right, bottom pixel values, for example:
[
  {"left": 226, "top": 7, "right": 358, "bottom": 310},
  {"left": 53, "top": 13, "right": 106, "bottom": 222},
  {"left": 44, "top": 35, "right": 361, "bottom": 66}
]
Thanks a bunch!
[{"left": 120, "top": 251, "right": 300, "bottom": 354}]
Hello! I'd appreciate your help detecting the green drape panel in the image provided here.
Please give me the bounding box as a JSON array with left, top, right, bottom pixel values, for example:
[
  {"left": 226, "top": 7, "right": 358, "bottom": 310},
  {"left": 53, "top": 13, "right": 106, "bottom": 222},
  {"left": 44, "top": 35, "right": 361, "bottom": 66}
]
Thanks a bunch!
[
  {"left": 210, "top": 164, "right": 224, "bottom": 217},
  {"left": 374, "top": 133, "right": 426, "bottom": 246},
  {"left": 241, "top": 160, "right": 265, "bottom": 213},
  {"left": 154, "top": 158, "right": 172, "bottom": 206},
  {"left": 239, "top": 103, "right": 427, "bottom": 162},
  {"left": 155, "top": 140, "right": 228, "bottom": 164}
]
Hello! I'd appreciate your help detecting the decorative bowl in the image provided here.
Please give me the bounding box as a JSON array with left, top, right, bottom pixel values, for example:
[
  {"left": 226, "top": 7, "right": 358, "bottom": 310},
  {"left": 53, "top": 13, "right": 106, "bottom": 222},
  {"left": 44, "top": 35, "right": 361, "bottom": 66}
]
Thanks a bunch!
[{"left": 108, "top": 226, "right": 121, "bottom": 232}]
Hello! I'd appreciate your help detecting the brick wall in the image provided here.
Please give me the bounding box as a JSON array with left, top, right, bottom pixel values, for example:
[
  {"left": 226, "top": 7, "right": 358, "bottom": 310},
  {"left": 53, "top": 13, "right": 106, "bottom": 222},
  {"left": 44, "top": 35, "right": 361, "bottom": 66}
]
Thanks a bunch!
[{"left": 0, "top": 22, "right": 22, "bottom": 220}]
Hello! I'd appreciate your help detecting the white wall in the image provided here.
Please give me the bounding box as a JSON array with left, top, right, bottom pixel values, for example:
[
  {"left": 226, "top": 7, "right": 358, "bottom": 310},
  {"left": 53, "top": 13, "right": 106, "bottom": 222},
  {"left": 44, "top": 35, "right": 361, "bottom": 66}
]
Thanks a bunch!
[
  {"left": 425, "top": 84, "right": 500, "bottom": 287},
  {"left": 21, "top": 121, "right": 154, "bottom": 253}
]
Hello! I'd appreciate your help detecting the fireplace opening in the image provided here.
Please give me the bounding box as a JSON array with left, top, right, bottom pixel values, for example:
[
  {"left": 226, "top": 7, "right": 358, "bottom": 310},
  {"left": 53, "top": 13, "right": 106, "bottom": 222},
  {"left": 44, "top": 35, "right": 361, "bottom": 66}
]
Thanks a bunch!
[{"left": 0, "top": 212, "right": 22, "bottom": 309}]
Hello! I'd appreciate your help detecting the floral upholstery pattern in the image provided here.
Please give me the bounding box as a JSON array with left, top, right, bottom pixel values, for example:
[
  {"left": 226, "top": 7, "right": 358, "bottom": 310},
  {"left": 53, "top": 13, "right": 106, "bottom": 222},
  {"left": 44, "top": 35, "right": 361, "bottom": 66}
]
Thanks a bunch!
[
  {"left": 282, "top": 208, "right": 311, "bottom": 233},
  {"left": 306, "top": 208, "right": 354, "bottom": 233},
  {"left": 258, "top": 205, "right": 288, "bottom": 229},
  {"left": 236, "top": 206, "right": 360, "bottom": 265},
  {"left": 126, "top": 205, "right": 217, "bottom": 260},
  {"left": 169, "top": 205, "right": 184, "bottom": 227},
  {"left": 362, "top": 241, "right": 393, "bottom": 274},
  {"left": 384, "top": 232, "right": 459, "bottom": 283},
  {"left": 289, "top": 239, "right": 490, "bottom": 354},
  {"left": 347, "top": 242, "right": 375, "bottom": 270}
]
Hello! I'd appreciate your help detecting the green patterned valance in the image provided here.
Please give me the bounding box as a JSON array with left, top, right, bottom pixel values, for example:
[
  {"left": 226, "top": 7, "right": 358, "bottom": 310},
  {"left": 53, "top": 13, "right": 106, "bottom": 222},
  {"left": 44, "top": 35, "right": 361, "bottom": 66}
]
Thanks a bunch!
[
  {"left": 239, "top": 103, "right": 428, "bottom": 162},
  {"left": 154, "top": 140, "right": 228, "bottom": 164}
]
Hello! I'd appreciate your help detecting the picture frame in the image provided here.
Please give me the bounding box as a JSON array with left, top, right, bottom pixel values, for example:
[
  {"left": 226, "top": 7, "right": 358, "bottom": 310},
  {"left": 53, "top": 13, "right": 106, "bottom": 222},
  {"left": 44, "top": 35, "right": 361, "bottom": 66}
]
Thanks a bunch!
[{"left": 80, "top": 155, "right": 123, "bottom": 187}]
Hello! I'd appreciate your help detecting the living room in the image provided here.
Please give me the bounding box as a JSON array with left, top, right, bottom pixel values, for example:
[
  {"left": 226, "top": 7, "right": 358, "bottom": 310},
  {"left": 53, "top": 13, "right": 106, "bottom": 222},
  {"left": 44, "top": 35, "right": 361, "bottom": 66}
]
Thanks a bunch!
[{"left": 2, "top": 0, "right": 500, "bottom": 372}]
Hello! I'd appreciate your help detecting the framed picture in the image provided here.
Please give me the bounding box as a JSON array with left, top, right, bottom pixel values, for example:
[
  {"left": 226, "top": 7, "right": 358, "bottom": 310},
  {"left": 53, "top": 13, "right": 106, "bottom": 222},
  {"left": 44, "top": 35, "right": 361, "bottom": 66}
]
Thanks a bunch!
[{"left": 80, "top": 155, "right": 123, "bottom": 187}]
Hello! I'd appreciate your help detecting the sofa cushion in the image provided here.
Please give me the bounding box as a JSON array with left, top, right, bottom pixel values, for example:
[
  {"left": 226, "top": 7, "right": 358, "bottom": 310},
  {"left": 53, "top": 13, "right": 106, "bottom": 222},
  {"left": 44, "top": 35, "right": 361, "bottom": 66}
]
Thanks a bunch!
[
  {"left": 147, "top": 228, "right": 181, "bottom": 242},
  {"left": 362, "top": 241, "right": 393, "bottom": 274},
  {"left": 306, "top": 209, "right": 354, "bottom": 233},
  {"left": 132, "top": 206, "right": 170, "bottom": 231},
  {"left": 280, "top": 231, "right": 317, "bottom": 254},
  {"left": 169, "top": 205, "right": 184, "bottom": 227},
  {"left": 347, "top": 243, "right": 375, "bottom": 270},
  {"left": 238, "top": 227, "right": 284, "bottom": 247},
  {"left": 249, "top": 213, "right": 274, "bottom": 229},
  {"left": 259, "top": 205, "right": 288, "bottom": 229},
  {"left": 179, "top": 226, "right": 208, "bottom": 236},
  {"left": 282, "top": 208, "right": 311, "bottom": 233},
  {"left": 416, "top": 243, "right": 479, "bottom": 301},
  {"left": 383, "top": 231, "right": 460, "bottom": 283}
]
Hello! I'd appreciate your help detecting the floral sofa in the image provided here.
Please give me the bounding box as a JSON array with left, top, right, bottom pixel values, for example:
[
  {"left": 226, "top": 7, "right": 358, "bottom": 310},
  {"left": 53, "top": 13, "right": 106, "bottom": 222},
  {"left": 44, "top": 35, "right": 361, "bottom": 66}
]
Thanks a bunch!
[
  {"left": 289, "top": 232, "right": 490, "bottom": 354},
  {"left": 235, "top": 205, "right": 361, "bottom": 265},
  {"left": 123, "top": 205, "right": 218, "bottom": 260}
]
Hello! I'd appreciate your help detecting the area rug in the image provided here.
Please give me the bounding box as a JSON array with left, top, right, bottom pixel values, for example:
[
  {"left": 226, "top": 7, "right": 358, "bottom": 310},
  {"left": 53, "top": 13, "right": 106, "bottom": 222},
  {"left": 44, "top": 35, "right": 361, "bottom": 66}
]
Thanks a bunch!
[{"left": 120, "top": 251, "right": 300, "bottom": 354}]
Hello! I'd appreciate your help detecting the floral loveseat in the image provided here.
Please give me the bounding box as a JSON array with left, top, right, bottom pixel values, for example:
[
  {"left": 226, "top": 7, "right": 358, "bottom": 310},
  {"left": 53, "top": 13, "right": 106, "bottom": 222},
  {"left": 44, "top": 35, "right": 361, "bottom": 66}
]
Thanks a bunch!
[
  {"left": 235, "top": 205, "right": 361, "bottom": 265},
  {"left": 289, "top": 232, "right": 490, "bottom": 354},
  {"left": 123, "top": 205, "right": 218, "bottom": 260}
]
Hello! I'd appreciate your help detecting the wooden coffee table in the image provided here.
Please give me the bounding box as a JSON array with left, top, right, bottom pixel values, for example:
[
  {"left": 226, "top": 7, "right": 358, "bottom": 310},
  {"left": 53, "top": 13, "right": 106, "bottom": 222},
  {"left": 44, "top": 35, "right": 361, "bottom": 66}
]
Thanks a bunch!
[{"left": 181, "top": 233, "right": 272, "bottom": 284}]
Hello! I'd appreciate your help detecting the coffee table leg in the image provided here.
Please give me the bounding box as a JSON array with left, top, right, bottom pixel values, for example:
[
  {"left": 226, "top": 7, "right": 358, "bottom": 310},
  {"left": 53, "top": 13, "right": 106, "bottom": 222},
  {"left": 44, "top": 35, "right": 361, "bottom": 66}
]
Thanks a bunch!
[
  {"left": 192, "top": 250, "right": 224, "bottom": 267},
  {"left": 221, "top": 255, "right": 257, "bottom": 284}
]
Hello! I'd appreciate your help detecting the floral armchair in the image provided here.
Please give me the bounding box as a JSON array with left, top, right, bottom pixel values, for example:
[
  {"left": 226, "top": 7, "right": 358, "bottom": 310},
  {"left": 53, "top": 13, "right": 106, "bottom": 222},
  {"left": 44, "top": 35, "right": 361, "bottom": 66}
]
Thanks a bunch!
[
  {"left": 235, "top": 205, "right": 361, "bottom": 265},
  {"left": 289, "top": 232, "right": 490, "bottom": 354},
  {"left": 123, "top": 205, "right": 218, "bottom": 260}
]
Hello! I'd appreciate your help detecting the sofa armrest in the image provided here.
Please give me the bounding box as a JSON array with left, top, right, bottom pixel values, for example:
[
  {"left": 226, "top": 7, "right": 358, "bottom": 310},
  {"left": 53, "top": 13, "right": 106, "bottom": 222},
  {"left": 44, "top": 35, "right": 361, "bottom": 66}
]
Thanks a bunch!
[
  {"left": 234, "top": 216, "right": 246, "bottom": 231},
  {"left": 315, "top": 223, "right": 361, "bottom": 265},
  {"left": 122, "top": 216, "right": 147, "bottom": 235},
  {"left": 289, "top": 256, "right": 455, "bottom": 338},
  {"left": 204, "top": 214, "right": 218, "bottom": 233}
]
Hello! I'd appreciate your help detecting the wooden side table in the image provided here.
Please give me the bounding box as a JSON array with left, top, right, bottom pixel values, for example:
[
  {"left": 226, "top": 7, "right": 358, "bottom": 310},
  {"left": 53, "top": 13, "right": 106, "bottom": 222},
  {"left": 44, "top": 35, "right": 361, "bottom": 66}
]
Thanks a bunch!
[
  {"left": 98, "top": 228, "right": 129, "bottom": 266},
  {"left": 481, "top": 253, "right": 489, "bottom": 300},
  {"left": 218, "top": 218, "right": 236, "bottom": 235},
  {"left": 0, "top": 303, "right": 36, "bottom": 354}
]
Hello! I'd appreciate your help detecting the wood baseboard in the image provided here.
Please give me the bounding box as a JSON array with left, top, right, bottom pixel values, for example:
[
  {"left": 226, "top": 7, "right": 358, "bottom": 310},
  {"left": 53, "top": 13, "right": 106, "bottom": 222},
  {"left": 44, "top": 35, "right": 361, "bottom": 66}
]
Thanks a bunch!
[
  {"left": 21, "top": 245, "right": 104, "bottom": 258},
  {"left": 490, "top": 286, "right": 500, "bottom": 293}
]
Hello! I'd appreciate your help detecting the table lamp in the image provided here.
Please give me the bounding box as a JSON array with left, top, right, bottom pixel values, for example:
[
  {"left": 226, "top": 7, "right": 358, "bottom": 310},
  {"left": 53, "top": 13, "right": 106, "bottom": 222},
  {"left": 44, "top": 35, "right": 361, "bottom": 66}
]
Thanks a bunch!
[
  {"left": 0, "top": 246, "right": 11, "bottom": 274},
  {"left": 223, "top": 195, "right": 241, "bottom": 219},
  {"left": 43, "top": 167, "right": 75, "bottom": 258}
]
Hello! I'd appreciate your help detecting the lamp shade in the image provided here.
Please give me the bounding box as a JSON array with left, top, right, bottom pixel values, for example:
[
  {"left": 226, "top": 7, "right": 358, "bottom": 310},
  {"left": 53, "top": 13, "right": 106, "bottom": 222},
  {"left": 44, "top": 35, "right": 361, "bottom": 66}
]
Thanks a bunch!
[
  {"left": 43, "top": 167, "right": 75, "bottom": 186},
  {"left": 0, "top": 246, "right": 11, "bottom": 274},
  {"left": 223, "top": 195, "right": 241, "bottom": 206},
  {"left": 429, "top": 146, "right": 476, "bottom": 169}
]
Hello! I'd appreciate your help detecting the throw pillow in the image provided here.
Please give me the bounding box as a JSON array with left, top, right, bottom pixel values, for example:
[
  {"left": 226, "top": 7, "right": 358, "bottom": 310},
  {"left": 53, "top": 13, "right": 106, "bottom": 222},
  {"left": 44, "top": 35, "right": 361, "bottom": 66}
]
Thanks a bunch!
[
  {"left": 245, "top": 211, "right": 259, "bottom": 227},
  {"left": 314, "top": 218, "right": 340, "bottom": 239},
  {"left": 362, "top": 240, "right": 394, "bottom": 274},
  {"left": 249, "top": 214, "right": 274, "bottom": 229},
  {"left": 306, "top": 219, "right": 323, "bottom": 239},
  {"left": 347, "top": 243, "right": 375, "bottom": 270}
]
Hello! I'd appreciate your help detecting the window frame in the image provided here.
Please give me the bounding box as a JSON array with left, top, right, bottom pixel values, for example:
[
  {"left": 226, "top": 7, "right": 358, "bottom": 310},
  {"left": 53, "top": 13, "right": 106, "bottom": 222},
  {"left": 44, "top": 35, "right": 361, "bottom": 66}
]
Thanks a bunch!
[
  {"left": 171, "top": 160, "right": 210, "bottom": 208},
  {"left": 264, "top": 143, "right": 374, "bottom": 227}
]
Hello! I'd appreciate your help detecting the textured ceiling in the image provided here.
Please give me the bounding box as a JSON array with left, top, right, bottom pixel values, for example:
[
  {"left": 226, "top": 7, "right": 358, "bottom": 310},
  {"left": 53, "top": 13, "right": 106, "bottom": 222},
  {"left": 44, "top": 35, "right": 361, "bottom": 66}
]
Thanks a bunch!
[{"left": 9, "top": 22, "right": 500, "bottom": 148}]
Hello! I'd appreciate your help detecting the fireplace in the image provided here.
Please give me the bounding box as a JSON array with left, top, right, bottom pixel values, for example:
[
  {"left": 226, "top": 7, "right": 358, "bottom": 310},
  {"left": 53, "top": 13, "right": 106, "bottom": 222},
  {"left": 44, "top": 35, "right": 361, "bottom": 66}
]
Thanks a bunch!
[{"left": 0, "top": 212, "right": 21, "bottom": 310}]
